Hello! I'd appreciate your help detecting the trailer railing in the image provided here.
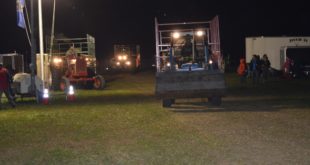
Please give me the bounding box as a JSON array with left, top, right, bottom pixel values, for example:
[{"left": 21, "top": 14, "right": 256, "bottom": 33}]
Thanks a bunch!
[
  {"left": 155, "top": 16, "right": 222, "bottom": 72},
  {"left": 46, "top": 34, "right": 96, "bottom": 57}
]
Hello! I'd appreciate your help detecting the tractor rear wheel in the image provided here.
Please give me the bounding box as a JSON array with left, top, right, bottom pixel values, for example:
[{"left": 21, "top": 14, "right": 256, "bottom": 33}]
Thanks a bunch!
[
  {"left": 60, "top": 77, "right": 70, "bottom": 91},
  {"left": 93, "top": 75, "right": 105, "bottom": 89}
]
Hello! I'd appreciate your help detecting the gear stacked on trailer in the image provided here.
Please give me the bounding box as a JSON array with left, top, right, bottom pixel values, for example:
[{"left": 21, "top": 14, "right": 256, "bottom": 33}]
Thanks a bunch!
[{"left": 48, "top": 34, "right": 105, "bottom": 90}]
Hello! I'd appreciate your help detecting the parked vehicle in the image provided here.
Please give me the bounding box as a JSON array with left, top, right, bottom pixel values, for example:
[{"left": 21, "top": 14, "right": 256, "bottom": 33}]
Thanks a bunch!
[
  {"left": 154, "top": 15, "right": 226, "bottom": 107},
  {"left": 245, "top": 36, "right": 310, "bottom": 71},
  {"left": 47, "top": 34, "right": 105, "bottom": 90},
  {"left": 110, "top": 44, "right": 141, "bottom": 72}
]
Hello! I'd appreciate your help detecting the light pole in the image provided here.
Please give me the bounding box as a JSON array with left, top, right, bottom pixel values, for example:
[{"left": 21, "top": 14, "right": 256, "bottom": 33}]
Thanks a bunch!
[
  {"left": 30, "top": 0, "right": 36, "bottom": 94},
  {"left": 49, "top": 0, "right": 56, "bottom": 57},
  {"left": 38, "top": 0, "right": 45, "bottom": 89}
]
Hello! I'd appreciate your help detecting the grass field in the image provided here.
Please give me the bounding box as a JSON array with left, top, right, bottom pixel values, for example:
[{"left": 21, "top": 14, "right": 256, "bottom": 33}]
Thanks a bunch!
[{"left": 0, "top": 71, "right": 309, "bottom": 164}]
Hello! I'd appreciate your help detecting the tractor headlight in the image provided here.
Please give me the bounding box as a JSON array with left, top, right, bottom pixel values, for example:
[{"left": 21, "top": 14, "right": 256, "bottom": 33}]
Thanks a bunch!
[
  {"left": 118, "top": 55, "right": 123, "bottom": 60},
  {"left": 125, "top": 61, "right": 131, "bottom": 66},
  {"left": 70, "top": 59, "right": 77, "bottom": 64},
  {"left": 196, "top": 30, "right": 205, "bottom": 37},
  {"left": 53, "top": 57, "right": 62, "bottom": 64},
  {"left": 172, "top": 32, "right": 180, "bottom": 39},
  {"left": 123, "top": 55, "right": 128, "bottom": 60},
  {"left": 116, "top": 62, "right": 121, "bottom": 66},
  {"left": 166, "top": 62, "right": 171, "bottom": 67}
]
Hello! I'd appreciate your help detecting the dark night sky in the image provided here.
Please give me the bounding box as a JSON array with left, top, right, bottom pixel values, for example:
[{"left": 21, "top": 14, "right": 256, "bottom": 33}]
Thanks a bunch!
[{"left": 1, "top": 0, "right": 310, "bottom": 66}]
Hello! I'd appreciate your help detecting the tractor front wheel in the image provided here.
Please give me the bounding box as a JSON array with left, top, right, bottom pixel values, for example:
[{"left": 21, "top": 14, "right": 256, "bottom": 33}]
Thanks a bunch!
[{"left": 93, "top": 75, "right": 105, "bottom": 89}]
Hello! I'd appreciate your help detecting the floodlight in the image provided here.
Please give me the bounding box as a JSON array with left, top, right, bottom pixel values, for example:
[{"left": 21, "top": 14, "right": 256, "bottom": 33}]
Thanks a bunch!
[
  {"left": 196, "top": 31, "right": 204, "bottom": 37},
  {"left": 172, "top": 32, "right": 180, "bottom": 39}
]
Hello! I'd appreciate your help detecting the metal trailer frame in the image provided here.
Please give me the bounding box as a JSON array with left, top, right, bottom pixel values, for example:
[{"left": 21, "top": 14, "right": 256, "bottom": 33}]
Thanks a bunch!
[
  {"left": 155, "top": 16, "right": 222, "bottom": 72},
  {"left": 154, "top": 16, "right": 226, "bottom": 107},
  {"left": 46, "top": 34, "right": 96, "bottom": 57},
  {"left": 0, "top": 53, "right": 25, "bottom": 73},
  {"left": 45, "top": 34, "right": 105, "bottom": 90}
]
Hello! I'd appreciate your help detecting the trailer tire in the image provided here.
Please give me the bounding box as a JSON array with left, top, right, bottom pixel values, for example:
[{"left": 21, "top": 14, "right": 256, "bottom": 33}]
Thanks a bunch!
[
  {"left": 163, "top": 99, "right": 173, "bottom": 108},
  {"left": 93, "top": 75, "right": 105, "bottom": 89},
  {"left": 210, "top": 96, "right": 222, "bottom": 106},
  {"left": 60, "top": 77, "right": 70, "bottom": 91}
]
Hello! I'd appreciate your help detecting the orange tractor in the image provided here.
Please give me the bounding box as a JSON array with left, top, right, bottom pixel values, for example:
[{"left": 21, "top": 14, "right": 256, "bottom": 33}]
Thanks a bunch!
[{"left": 48, "top": 34, "right": 105, "bottom": 91}]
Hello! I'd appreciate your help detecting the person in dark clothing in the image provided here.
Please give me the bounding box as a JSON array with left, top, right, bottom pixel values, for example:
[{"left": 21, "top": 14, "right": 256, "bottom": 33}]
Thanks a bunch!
[
  {"left": 4, "top": 65, "right": 15, "bottom": 98},
  {"left": 261, "top": 54, "right": 271, "bottom": 83},
  {"left": 0, "top": 63, "right": 16, "bottom": 109},
  {"left": 250, "top": 55, "right": 259, "bottom": 84}
]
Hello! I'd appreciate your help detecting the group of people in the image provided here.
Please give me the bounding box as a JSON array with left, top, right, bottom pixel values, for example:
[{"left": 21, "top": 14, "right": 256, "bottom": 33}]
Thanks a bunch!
[
  {"left": 237, "top": 54, "right": 271, "bottom": 84},
  {"left": 0, "top": 63, "right": 16, "bottom": 109}
]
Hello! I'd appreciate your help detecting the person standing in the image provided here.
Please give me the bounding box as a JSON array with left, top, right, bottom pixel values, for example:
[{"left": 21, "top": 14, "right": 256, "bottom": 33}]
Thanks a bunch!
[
  {"left": 261, "top": 54, "right": 271, "bottom": 83},
  {"left": 0, "top": 63, "right": 16, "bottom": 109},
  {"left": 250, "top": 55, "right": 259, "bottom": 84},
  {"left": 283, "top": 57, "right": 292, "bottom": 79},
  {"left": 237, "top": 58, "right": 247, "bottom": 84}
]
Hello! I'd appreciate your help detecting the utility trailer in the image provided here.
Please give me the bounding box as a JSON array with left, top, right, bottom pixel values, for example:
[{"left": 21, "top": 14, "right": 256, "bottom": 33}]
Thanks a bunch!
[
  {"left": 245, "top": 36, "right": 310, "bottom": 70},
  {"left": 0, "top": 53, "right": 24, "bottom": 74},
  {"left": 0, "top": 53, "right": 45, "bottom": 101},
  {"left": 155, "top": 16, "right": 226, "bottom": 107}
]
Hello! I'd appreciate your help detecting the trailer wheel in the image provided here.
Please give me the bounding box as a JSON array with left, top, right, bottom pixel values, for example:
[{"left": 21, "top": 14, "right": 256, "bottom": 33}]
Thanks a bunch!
[
  {"left": 210, "top": 96, "right": 222, "bottom": 106},
  {"left": 163, "top": 99, "right": 173, "bottom": 108},
  {"left": 60, "top": 77, "right": 70, "bottom": 91},
  {"left": 93, "top": 75, "right": 105, "bottom": 89}
]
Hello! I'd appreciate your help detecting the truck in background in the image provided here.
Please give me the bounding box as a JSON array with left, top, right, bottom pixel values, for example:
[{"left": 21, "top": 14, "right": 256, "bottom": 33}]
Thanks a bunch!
[
  {"left": 245, "top": 36, "right": 310, "bottom": 72},
  {"left": 110, "top": 45, "right": 141, "bottom": 71}
]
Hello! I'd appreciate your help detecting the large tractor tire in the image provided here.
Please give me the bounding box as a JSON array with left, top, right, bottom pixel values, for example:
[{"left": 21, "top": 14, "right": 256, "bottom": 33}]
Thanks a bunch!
[
  {"left": 93, "top": 75, "right": 106, "bottom": 89},
  {"left": 60, "top": 77, "right": 70, "bottom": 91}
]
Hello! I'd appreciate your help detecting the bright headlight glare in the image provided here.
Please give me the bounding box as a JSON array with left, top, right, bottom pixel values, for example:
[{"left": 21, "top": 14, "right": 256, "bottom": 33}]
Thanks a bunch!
[
  {"left": 172, "top": 32, "right": 180, "bottom": 39},
  {"left": 196, "top": 31, "right": 204, "bottom": 37},
  {"left": 43, "top": 88, "right": 49, "bottom": 98},
  {"left": 125, "top": 61, "right": 131, "bottom": 66},
  {"left": 53, "top": 58, "right": 62, "bottom": 64},
  {"left": 118, "top": 55, "right": 122, "bottom": 60},
  {"left": 123, "top": 55, "right": 128, "bottom": 60},
  {"left": 68, "top": 85, "right": 75, "bottom": 95},
  {"left": 167, "top": 62, "right": 171, "bottom": 67},
  {"left": 209, "top": 60, "right": 213, "bottom": 64},
  {"left": 71, "top": 59, "right": 77, "bottom": 64},
  {"left": 116, "top": 62, "right": 121, "bottom": 66}
]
